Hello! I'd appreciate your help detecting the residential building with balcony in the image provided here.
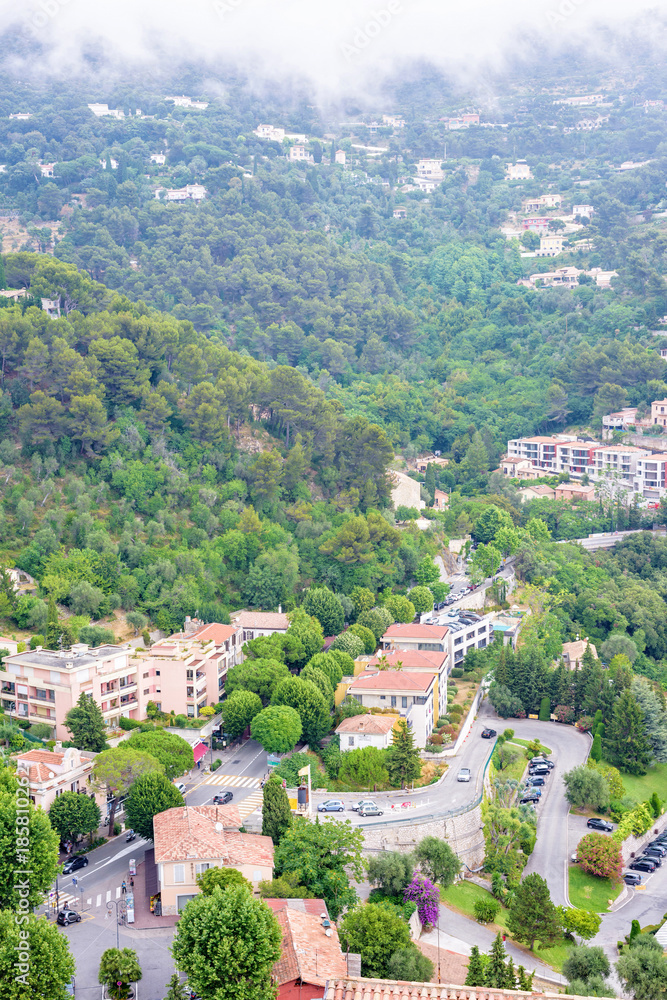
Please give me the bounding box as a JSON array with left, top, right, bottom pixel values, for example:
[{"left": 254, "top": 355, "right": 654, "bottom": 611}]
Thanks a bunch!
[
  {"left": 635, "top": 453, "right": 667, "bottom": 498},
  {"left": 137, "top": 621, "right": 244, "bottom": 718},
  {"left": 588, "top": 444, "right": 649, "bottom": 485},
  {"left": 416, "top": 159, "right": 444, "bottom": 180},
  {"left": 346, "top": 670, "right": 436, "bottom": 747},
  {"left": 555, "top": 440, "right": 600, "bottom": 478},
  {"left": 0, "top": 644, "right": 137, "bottom": 740},
  {"left": 359, "top": 648, "right": 448, "bottom": 719},
  {"left": 506, "top": 434, "right": 579, "bottom": 474},
  {"left": 419, "top": 610, "right": 493, "bottom": 670},
  {"left": 602, "top": 407, "right": 639, "bottom": 437},
  {"left": 506, "top": 160, "right": 532, "bottom": 180}
]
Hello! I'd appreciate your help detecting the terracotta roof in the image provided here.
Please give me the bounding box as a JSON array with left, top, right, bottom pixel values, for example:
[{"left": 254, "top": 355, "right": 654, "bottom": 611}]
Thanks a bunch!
[
  {"left": 324, "top": 979, "right": 603, "bottom": 1000},
  {"left": 264, "top": 898, "right": 330, "bottom": 917},
  {"left": 336, "top": 714, "right": 398, "bottom": 735},
  {"left": 271, "top": 904, "right": 347, "bottom": 987},
  {"left": 16, "top": 749, "right": 69, "bottom": 783},
  {"left": 523, "top": 485, "right": 555, "bottom": 496},
  {"left": 369, "top": 650, "right": 447, "bottom": 670},
  {"left": 234, "top": 611, "right": 290, "bottom": 631},
  {"left": 383, "top": 624, "right": 449, "bottom": 640},
  {"left": 562, "top": 640, "right": 598, "bottom": 664},
  {"left": 153, "top": 806, "right": 274, "bottom": 868},
  {"left": 167, "top": 623, "right": 238, "bottom": 644},
  {"left": 502, "top": 456, "right": 531, "bottom": 464},
  {"left": 348, "top": 671, "right": 435, "bottom": 693}
]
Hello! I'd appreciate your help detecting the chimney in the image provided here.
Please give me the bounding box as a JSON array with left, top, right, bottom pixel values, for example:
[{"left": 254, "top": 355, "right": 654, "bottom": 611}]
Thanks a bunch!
[{"left": 54, "top": 741, "right": 62, "bottom": 751}]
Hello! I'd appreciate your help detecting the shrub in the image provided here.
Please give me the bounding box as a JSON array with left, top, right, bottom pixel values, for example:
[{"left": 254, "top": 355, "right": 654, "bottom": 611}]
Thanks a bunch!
[
  {"left": 502, "top": 729, "right": 514, "bottom": 740},
  {"left": 555, "top": 704, "right": 575, "bottom": 724},
  {"left": 428, "top": 734, "right": 443, "bottom": 745},
  {"left": 449, "top": 704, "right": 464, "bottom": 718},
  {"left": 473, "top": 898, "right": 500, "bottom": 924},
  {"left": 451, "top": 668, "right": 464, "bottom": 678},
  {"left": 576, "top": 716, "right": 594, "bottom": 732},
  {"left": 330, "top": 632, "right": 365, "bottom": 659},
  {"left": 119, "top": 717, "right": 141, "bottom": 731},
  {"left": 436, "top": 717, "right": 450, "bottom": 728},
  {"left": 576, "top": 833, "right": 623, "bottom": 881},
  {"left": 538, "top": 696, "right": 550, "bottom": 722},
  {"left": 211, "top": 759, "right": 221, "bottom": 771}
]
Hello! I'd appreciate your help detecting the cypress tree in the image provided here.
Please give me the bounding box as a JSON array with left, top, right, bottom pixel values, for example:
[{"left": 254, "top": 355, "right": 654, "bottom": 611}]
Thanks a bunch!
[
  {"left": 590, "top": 732, "right": 602, "bottom": 762},
  {"left": 507, "top": 873, "right": 560, "bottom": 951},
  {"left": 538, "top": 696, "right": 551, "bottom": 722},
  {"left": 517, "top": 966, "right": 533, "bottom": 991},
  {"left": 261, "top": 775, "right": 292, "bottom": 844},
  {"left": 604, "top": 689, "right": 652, "bottom": 775},
  {"left": 386, "top": 719, "right": 421, "bottom": 789},
  {"left": 465, "top": 945, "right": 485, "bottom": 986},
  {"left": 505, "top": 955, "right": 516, "bottom": 990},
  {"left": 485, "top": 932, "right": 508, "bottom": 988}
]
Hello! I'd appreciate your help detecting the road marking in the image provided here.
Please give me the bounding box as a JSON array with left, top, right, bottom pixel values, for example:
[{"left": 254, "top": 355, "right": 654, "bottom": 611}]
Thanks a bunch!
[
  {"left": 96, "top": 894, "right": 101, "bottom": 908},
  {"left": 238, "top": 791, "right": 264, "bottom": 819},
  {"left": 204, "top": 774, "right": 261, "bottom": 788},
  {"left": 115, "top": 887, "right": 121, "bottom": 899},
  {"left": 93, "top": 840, "right": 145, "bottom": 871},
  {"left": 87, "top": 898, "right": 92, "bottom": 906},
  {"left": 106, "top": 890, "right": 111, "bottom": 903}
]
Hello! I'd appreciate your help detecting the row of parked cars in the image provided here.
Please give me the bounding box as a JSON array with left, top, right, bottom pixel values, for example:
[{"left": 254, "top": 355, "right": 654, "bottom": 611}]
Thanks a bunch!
[
  {"left": 519, "top": 756, "right": 555, "bottom": 804},
  {"left": 627, "top": 830, "right": 667, "bottom": 881},
  {"left": 317, "top": 798, "right": 384, "bottom": 817}
]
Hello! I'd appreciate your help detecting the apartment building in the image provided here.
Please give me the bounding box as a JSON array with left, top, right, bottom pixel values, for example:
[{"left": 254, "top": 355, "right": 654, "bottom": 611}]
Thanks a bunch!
[
  {"left": 554, "top": 440, "right": 599, "bottom": 478},
  {"left": 363, "top": 647, "right": 448, "bottom": 719},
  {"left": 137, "top": 621, "right": 244, "bottom": 718},
  {"left": 635, "top": 454, "right": 667, "bottom": 497},
  {"left": 346, "top": 670, "right": 436, "bottom": 747},
  {"left": 416, "top": 159, "right": 444, "bottom": 180},
  {"left": 588, "top": 444, "right": 649, "bottom": 485},
  {"left": 506, "top": 434, "right": 582, "bottom": 474},
  {"left": 0, "top": 644, "right": 137, "bottom": 740},
  {"left": 420, "top": 610, "right": 492, "bottom": 670}
]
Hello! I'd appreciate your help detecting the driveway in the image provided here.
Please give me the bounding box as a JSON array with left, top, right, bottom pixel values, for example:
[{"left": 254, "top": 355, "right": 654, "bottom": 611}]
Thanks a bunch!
[{"left": 477, "top": 701, "right": 591, "bottom": 907}]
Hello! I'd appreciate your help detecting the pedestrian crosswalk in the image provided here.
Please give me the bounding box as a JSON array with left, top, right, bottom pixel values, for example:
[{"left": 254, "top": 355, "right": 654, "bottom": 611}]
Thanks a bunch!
[
  {"left": 48, "top": 883, "right": 131, "bottom": 913},
  {"left": 204, "top": 773, "right": 261, "bottom": 789},
  {"left": 237, "top": 790, "right": 263, "bottom": 819}
]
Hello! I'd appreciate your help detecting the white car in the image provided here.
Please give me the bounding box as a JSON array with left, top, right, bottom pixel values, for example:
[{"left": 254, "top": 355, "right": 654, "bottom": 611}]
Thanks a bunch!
[
  {"left": 457, "top": 768, "right": 471, "bottom": 782},
  {"left": 350, "top": 799, "right": 377, "bottom": 812}
]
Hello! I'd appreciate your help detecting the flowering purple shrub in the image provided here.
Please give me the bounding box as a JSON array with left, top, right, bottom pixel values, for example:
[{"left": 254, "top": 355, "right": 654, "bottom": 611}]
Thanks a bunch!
[{"left": 403, "top": 873, "right": 439, "bottom": 926}]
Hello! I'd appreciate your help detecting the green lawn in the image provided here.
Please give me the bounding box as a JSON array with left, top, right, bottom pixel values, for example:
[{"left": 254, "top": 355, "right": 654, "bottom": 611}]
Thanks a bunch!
[
  {"left": 568, "top": 866, "right": 622, "bottom": 913},
  {"left": 511, "top": 737, "right": 552, "bottom": 755},
  {"left": 440, "top": 881, "right": 573, "bottom": 972},
  {"left": 617, "top": 762, "right": 667, "bottom": 805}
]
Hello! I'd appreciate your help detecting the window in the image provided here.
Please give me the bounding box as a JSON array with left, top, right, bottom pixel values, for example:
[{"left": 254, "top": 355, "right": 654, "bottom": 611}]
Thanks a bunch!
[
  {"left": 401, "top": 697, "right": 408, "bottom": 708},
  {"left": 348, "top": 737, "right": 354, "bottom": 746},
  {"left": 391, "top": 696, "right": 397, "bottom": 707},
  {"left": 195, "top": 863, "right": 210, "bottom": 875},
  {"left": 173, "top": 864, "right": 185, "bottom": 883},
  {"left": 155, "top": 670, "right": 160, "bottom": 676},
  {"left": 454, "top": 637, "right": 463, "bottom": 646},
  {"left": 414, "top": 696, "right": 426, "bottom": 706},
  {"left": 380, "top": 695, "right": 386, "bottom": 701},
  {"left": 143, "top": 672, "right": 149, "bottom": 679},
  {"left": 143, "top": 689, "right": 149, "bottom": 696}
]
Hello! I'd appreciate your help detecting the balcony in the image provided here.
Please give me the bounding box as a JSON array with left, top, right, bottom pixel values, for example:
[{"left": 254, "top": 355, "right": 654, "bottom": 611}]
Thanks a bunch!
[
  {"left": 31, "top": 691, "right": 55, "bottom": 703},
  {"left": 119, "top": 694, "right": 138, "bottom": 708},
  {"left": 119, "top": 681, "right": 137, "bottom": 696}
]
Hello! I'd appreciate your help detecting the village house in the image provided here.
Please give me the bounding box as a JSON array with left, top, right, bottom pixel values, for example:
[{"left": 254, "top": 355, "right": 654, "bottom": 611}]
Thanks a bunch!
[
  {"left": 506, "top": 160, "right": 532, "bottom": 180},
  {"left": 345, "top": 670, "right": 436, "bottom": 747},
  {"left": 335, "top": 714, "right": 398, "bottom": 753},
  {"left": 572, "top": 203, "right": 594, "bottom": 217},
  {"left": 554, "top": 482, "right": 596, "bottom": 503},
  {"left": 562, "top": 640, "right": 597, "bottom": 669},
  {"left": 289, "top": 145, "right": 313, "bottom": 162},
  {"left": 522, "top": 194, "right": 562, "bottom": 212},
  {"left": 393, "top": 206, "right": 407, "bottom": 219},
  {"left": 602, "top": 406, "right": 639, "bottom": 436},
  {"left": 39, "top": 163, "right": 55, "bottom": 177},
  {"left": 536, "top": 235, "right": 565, "bottom": 256},
  {"left": 335, "top": 150, "right": 346, "bottom": 165},
  {"left": 87, "top": 103, "right": 125, "bottom": 119},
  {"left": 651, "top": 398, "right": 667, "bottom": 428},
  {"left": 265, "top": 898, "right": 349, "bottom": 999},
  {"left": 15, "top": 744, "right": 105, "bottom": 814},
  {"left": 522, "top": 216, "right": 550, "bottom": 235},
  {"left": 414, "top": 454, "right": 449, "bottom": 474},
  {"left": 500, "top": 456, "right": 541, "bottom": 479},
  {"left": 164, "top": 95, "right": 209, "bottom": 109},
  {"left": 432, "top": 488, "right": 448, "bottom": 509},
  {"left": 153, "top": 804, "right": 274, "bottom": 914},
  {"left": 150, "top": 153, "right": 166, "bottom": 165},
  {"left": 518, "top": 484, "right": 556, "bottom": 502},
  {"left": 229, "top": 610, "right": 290, "bottom": 642},
  {"left": 154, "top": 184, "right": 206, "bottom": 201},
  {"left": 382, "top": 114, "right": 405, "bottom": 128},
  {"left": 416, "top": 159, "right": 444, "bottom": 180}
]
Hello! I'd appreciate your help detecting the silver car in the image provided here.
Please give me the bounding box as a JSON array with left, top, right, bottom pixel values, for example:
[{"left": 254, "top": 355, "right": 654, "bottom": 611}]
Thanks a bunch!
[
  {"left": 318, "top": 799, "right": 345, "bottom": 813},
  {"left": 457, "top": 768, "right": 471, "bottom": 782},
  {"left": 350, "top": 799, "right": 377, "bottom": 812}
]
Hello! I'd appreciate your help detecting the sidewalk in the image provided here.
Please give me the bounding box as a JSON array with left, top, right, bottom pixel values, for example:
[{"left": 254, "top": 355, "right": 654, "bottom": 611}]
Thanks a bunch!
[{"left": 130, "top": 860, "right": 178, "bottom": 930}]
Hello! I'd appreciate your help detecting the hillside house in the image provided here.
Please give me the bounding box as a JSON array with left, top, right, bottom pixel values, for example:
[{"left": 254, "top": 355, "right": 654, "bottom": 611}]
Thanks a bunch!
[
  {"left": 346, "top": 670, "right": 435, "bottom": 747},
  {"left": 506, "top": 160, "right": 532, "bottom": 180},
  {"left": 335, "top": 714, "right": 398, "bottom": 752}
]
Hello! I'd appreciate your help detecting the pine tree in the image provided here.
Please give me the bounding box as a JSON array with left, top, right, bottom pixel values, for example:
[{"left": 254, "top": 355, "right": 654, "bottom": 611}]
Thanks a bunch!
[
  {"left": 386, "top": 719, "right": 421, "bottom": 789},
  {"left": 485, "top": 932, "right": 508, "bottom": 987},
  {"left": 465, "top": 945, "right": 485, "bottom": 986},
  {"left": 506, "top": 873, "right": 560, "bottom": 951},
  {"left": 517, "top": 966, "right": 533, "bottom": 991},
  {"left": 64, "top": 693, "right": 108, "bottom": 752},
  {"left": 604, "top": 688, "right": 652, "bottom": 775},
  {"left": 505, "top": 955, "right": 516, "bottom": 989},
  {"left": 261, "top": 775, "right": 292, "bottom": 844}
]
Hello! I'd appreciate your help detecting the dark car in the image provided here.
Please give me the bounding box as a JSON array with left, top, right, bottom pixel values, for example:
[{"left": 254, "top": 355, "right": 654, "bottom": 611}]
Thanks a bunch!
[
  {"left": 641, "top": 851, "right": 663, "bottom": 867},
  {"left": 587, "top": 817, "right": 613, "bottom": 832},
  {"left": 526, "top": 776, "right": 546, "bottom": 786},
  {"left": 530, "top": 757, "right": 555, "bottom": 769},
  {"left": 57, "top": 909, "right": 81, "bottom": 926},
  {"left": 629, "top": 858, "right": 657, "bottom": 872},
  {"left": 647, "top": 842, "right": 667, "bottom": 855},
  {"left": 520, "top": 793, "right": 540, "bottom": 804},
  {"left": 528, "top": 767, "right": 550, "bottom": 778},
  {"left": 213, "top": 792, "right": 233, "bottom": 805},
  {"left": 62, "top": 855, "right": 89, "bottom": 875},
  {"left": 623, "top": 872, "right": 643, "bottom": 886},
  {"left": 481, "top": 729, "right": 497, "bottom": 739}
]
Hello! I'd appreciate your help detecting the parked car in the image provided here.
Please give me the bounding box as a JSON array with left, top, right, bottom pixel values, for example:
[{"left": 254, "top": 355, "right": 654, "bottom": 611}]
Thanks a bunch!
[
  {"left": 530, "top": 757, "right": 554, "bottom": 769},
  {"left": 212, "top": 792, "right": 233, "bottom": 805},
  {"left": 57, "top": 909, "right": 81, "bottom": 926},
  {"left": 358, "top": 804, "right": 384, "bottom": 817},
  {"left": 174, "top": 782, "right": 186, "bottom": 795},
  {"left": 318, "top": 799, "right": 345, "bottom": 813},
  {"left": 587, "top": 817, "right": 613, "bottom": 832},
  {"left": 528, "top": 766, "right": 550, "bottom": 777},
  {"left": 645, "top": 843, "right": 667, "bottom": 856},
  {"left": 641, "top": 851, "right": 663, "bottom": 866},
  {"left": 65, "top": 979, "right": 75, "bottom": 996},
  {"left": 526, "top": 776, "right": 546, "bottom": 787},
  {"left": 520, "top": 793, "right": 540, "bottom": 804},
  {"left": 350, "top": 799, "right": 376, "bottom": 812},
  {"left": 457, "top": 768, "right": 471, "bottom": 782},
  {"left": 481, "top": 729, "right": 497, "bottom": 739},
  {"left": 62, "top": 856, "right": 89, "bottom": 875},
  {"left": 629, "top": 858, "right": 657, "bottom": 872},
  {"left": 623, "top": 872, "right": 643, "bottom": 885},
  {"left": 571, "top": 852, "right": 579, "bottom": 863}
]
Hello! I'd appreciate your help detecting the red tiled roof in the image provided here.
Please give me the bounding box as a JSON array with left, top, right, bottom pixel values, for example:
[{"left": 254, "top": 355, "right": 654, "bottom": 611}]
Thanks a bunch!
[
  {"left": 153, "top": 806, "right": 274, "bottom": 868},
  {"left": 324, "top": 979, "right": 602, "bottom": 1000},
  {"left": 271, "top": 904, "right": 347, "bottom": 988},
  {"left": 336, "top": 714, "right": 398, "bottom": 735},
  {"left": 16, "top": 749, "right": 68, "bottom": 783},
  {"left": 264, "top": 898, "right": 329, "bottom": 918},
  {"left": 369, "top": 650, "right": 447, "bottom": 670},
  {"left": 187, "top": 623, "right": 238, "bottom": 643},
  {"left": 383, "top": 624, "right": 449, "bottom": 640},
  {"left": 348, "top": 671, "right": 434, "bottom": 693}
]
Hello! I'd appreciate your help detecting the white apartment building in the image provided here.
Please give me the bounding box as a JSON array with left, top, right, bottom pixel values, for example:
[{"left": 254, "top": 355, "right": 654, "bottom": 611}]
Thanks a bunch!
[
  {"left": 255, "top": 124, "right": 285, "bottom": 141},
  {"left": 150, "top": 154, "right": 166, "bottom": 165},
  {"left": 602, "top": 407, "right": 639, "bottom": 436},
  {"left": 572, "top": 204, "right": 594, "bottom": 217},
  {"left": 382, "top": 115, "right": 405, "bottom": 128},
  {"left": 635, "top": 454, "right": 667, "bottom": 497},
  {"left": 588, "top": 445, "right": 649, "bottom": 485},
  {"left": 164, "top": 96, "right": 209, "bottom": 110},
  {"left": 506, "top": 434, "right": 582, "bottom": 474},
  {"left": 88, "top": 104, "right": 125, "bottom": 119},
  {"left": 416, "top": 159, "right": 444, "bottom": 180},
  {"left": 155, "top": 184, "right": 206, "bottom": 202},
  {"left": 419, "top": 610, "right": 493, "bottom": 670}
]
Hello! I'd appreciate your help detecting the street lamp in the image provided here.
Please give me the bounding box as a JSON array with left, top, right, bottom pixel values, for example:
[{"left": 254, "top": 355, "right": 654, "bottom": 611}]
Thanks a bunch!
[{"left": 106, "top": 898, "right": 127, "bottom": 950}]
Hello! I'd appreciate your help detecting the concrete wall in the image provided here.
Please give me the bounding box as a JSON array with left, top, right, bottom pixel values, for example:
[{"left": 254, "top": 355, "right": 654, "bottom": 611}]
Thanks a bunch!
[{"left": 362, "top": 801, "right": 485, "bottom": 869}]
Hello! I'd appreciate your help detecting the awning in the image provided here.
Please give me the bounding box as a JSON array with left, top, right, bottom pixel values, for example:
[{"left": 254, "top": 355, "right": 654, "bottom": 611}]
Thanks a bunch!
[{"left": 192, "top": 741, "right": 208, "bottom": 764}]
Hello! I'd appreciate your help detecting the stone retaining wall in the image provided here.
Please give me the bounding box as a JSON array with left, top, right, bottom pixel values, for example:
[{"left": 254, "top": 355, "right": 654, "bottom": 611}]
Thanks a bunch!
[{"left": 361, "top": 801, "right": 485, "bottom": 869}]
